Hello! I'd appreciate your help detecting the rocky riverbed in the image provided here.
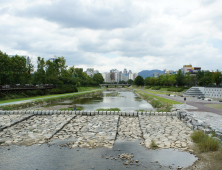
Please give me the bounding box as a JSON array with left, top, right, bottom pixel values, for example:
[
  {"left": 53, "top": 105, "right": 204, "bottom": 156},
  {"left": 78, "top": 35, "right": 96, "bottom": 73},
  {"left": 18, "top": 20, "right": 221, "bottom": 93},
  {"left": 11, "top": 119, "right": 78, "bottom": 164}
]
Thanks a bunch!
[
  {"left": 0, "top": 113, "right": 195, "bottom": 151},
  {"left": 139, "top": 115, "right": 193, "bottom": 150},
  {"left": 0, "top": 115, "right": 74, "bottom": 145}
]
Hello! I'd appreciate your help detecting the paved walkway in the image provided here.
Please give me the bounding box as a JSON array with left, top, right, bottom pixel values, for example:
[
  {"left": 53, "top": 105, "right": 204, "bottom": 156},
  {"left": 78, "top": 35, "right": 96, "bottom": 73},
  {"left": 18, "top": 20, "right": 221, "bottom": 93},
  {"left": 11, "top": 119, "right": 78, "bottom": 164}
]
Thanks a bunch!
[
  {"left": 140, "top": 89, "right": 222, "bottom": 116},
  {"left": 0, "top": 89, "right": 102, "bottom": 107}
]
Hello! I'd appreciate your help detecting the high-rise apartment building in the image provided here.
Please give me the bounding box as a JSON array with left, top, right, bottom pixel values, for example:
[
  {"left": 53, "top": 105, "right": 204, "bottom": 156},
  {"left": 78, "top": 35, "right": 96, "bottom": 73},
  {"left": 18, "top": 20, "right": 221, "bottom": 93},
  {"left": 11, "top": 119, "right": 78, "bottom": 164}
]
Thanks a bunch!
[{"left": 123, "top": 68, "right": 127, "bottom": 75}]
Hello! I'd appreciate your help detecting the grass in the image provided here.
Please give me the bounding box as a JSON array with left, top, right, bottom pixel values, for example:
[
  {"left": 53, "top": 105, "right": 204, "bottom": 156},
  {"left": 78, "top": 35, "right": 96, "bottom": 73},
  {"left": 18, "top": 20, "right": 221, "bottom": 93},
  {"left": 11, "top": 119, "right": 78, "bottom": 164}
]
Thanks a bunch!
[
  {"left": 0, "top": 88, "right": 103, "bottom": 110},
  {"left": 205, "top": 104, "right": 222, "bottom": 111},
  {"left": 0, "top": 87, "right": 101, "bottom": 104},
  {"left": 135, "top": 109, "right": 151, "bottom": 112},
  {"left": 144, "top": 89, "right": 170, "bottom": 95},
  {"left": 191, "top": 131, "right": 220, "bottom": 152},
  {"left": 96, "top": 108, "right": 121, "bottom": 111},
  {"left": 134, "top": 90, "right": 174, "bottom": 112},
  {"left": 105, "top": 92, "right": 120, "bottom": 97},
  {"left": 151, "top": 140, "right": 158, "bottom": 148},
  {"left": 138, "top": 90, "right": 182, "bottom": 105},
  {"left": 59, "top": 106, "right": 83, "bottom": 111}
]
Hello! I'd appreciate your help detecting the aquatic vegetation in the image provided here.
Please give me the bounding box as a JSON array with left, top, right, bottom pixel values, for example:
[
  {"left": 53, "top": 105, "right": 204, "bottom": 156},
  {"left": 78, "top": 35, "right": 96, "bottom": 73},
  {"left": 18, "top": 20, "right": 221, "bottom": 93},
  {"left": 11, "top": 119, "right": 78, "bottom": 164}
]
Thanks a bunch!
[{"left": 96, "top": 108, "right": 121, "bottom": 111}]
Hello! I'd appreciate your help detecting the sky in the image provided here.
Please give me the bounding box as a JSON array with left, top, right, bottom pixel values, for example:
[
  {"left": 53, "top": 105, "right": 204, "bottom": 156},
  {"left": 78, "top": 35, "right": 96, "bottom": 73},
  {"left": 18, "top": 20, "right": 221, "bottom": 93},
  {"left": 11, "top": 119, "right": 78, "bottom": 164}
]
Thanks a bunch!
[{"left": 0, "top": 0, "right": 222, "bottom": 73}]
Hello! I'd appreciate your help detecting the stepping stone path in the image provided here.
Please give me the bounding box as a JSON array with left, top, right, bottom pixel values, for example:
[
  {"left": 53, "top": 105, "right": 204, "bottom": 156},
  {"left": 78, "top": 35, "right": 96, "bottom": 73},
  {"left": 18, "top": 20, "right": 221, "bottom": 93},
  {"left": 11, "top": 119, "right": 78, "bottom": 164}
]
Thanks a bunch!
[{"left": 139, "top": 115, "right": 193, "bottom": 149}]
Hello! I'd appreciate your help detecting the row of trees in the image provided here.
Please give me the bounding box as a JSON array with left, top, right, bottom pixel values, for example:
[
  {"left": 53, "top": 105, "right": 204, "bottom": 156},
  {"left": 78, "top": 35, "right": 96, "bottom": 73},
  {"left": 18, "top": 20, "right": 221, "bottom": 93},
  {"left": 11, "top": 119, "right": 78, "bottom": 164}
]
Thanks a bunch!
[
  {"left": 134, "top": 69, "right": 221, "bottom": 86},
  {"left": 0, "top": 51, "right": 104, "bottom": 86}
]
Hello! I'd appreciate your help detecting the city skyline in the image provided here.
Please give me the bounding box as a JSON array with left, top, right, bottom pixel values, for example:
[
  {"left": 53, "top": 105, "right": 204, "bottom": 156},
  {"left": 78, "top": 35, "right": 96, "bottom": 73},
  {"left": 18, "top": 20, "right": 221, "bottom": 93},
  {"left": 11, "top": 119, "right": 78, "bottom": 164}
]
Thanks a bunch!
[{"left": 0, "top": 0, "right": 222, "bottom": 73}]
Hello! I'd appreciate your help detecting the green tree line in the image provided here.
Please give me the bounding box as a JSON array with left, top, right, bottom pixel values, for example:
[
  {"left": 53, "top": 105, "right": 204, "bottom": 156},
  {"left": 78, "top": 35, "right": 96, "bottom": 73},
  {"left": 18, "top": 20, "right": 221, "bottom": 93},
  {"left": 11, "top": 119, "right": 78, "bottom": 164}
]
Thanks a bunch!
[
  {"left": 134, "top": 69, "right": 221, "bottom": 86},
  {"left": 0, "top": 51, "right": 104, "bottom": 86}
]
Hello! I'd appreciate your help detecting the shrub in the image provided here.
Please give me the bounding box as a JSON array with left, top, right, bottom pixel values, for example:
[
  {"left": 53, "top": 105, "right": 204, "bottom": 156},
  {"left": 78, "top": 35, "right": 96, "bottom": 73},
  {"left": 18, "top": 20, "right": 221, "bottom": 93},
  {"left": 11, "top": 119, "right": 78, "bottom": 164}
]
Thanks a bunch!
[
  {"left": 152, "top": 86, "right": 161, "bottom": 90},
  {"left": 145, "top": 86, "right": 152, "bottom": 89},
  {"left": 191, "top": 131, "right": 206, "bottom": 143},
  {"left": 151, "top": 99, "right": 163, "bottom": 108},
  {"left": 198, "top": 137, "right": 220, "bottom": 152},
  {"left": 36, "top": 89, "right": 44, "bottom": 96},
  {"left": 167, "top": 87, "right": 183, "bottom": 92},
  {"left": 20, "top": 92, "right": 27, "bottom": 97},
  {"left": 25, "top": 90, "right": 33, "bottom": 96},
  {"left": 0, "top": 92, "right": 6, "bottom": 98},
  {"left": 191, "top": 131, "right": 220, "bottom": 152},
  {"left": 50, "top": 88, "right": 63, "bottom": 94}
]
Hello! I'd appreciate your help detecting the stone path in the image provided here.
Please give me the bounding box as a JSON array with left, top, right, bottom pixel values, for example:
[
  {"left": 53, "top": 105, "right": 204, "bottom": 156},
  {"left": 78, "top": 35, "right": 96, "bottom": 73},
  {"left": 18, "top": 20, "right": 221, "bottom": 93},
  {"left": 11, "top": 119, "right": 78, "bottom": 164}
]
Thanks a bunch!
[{"left": 139, "top": 115, "right": 193, "bottom": 150}]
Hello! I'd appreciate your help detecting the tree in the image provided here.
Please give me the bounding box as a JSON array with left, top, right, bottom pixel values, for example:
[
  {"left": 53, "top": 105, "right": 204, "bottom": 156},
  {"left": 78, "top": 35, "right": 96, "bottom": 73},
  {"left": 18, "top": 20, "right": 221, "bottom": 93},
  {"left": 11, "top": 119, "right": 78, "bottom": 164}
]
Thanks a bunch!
[
  {"left": 93, "top": 73, "right": 104, "bottom": 84},
  {"left": 212, "top": 70, "right": 221, "bottom": 85},
  {"left": 176, "top": 69, "right": 184, "bottom": 86},
  {"left": 36, "top": 57, "right": 46, "bottom": 84},
  {"left": 167, "top": 74, "right": 175, "bottom": 86},
  {"left": 144, "top": 77, "right": 150, "bottom": 85},
  {"left": 127, "top": 79, "right": 134, "bottom": 85},
  {"left": 134, "top": 75, "right": 144, "bottom": 86}
]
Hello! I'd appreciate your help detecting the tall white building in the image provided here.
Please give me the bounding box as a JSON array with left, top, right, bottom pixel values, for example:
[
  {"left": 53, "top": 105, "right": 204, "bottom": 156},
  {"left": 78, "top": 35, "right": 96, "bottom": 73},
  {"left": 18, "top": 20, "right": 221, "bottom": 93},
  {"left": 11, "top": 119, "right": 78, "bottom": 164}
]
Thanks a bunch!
[
  {"left": 129, "top": 73, "right": 138, "bottom": 80},
  {"left": 123, "top": 68, "right": 127, "bottom": 74}
]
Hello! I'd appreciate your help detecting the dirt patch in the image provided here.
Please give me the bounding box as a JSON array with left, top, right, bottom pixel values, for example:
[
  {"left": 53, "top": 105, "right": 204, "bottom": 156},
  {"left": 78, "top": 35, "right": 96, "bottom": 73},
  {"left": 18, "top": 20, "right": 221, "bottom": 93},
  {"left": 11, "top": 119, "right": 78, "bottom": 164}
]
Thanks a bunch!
[{"left": 185, "top": 144, "right": 222, "bottom": 170}]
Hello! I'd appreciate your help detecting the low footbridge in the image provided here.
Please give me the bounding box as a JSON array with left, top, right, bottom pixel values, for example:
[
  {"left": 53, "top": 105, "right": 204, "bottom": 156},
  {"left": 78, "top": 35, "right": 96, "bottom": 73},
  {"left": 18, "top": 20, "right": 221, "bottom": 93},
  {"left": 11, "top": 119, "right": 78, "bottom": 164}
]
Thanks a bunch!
[{"left": 99, "top": 84, "right": 132, "bottom": 88}]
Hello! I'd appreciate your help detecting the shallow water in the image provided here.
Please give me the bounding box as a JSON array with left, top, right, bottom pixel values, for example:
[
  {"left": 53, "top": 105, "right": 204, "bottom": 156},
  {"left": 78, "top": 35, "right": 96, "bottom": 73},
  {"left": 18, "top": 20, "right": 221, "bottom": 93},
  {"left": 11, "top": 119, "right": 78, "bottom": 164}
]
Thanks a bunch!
[
  {"left": 44, "top": 91, "right": 155, "bottom": 111},
  {"left": 0, "top": 140, "right": 197, "bottom": 170}
]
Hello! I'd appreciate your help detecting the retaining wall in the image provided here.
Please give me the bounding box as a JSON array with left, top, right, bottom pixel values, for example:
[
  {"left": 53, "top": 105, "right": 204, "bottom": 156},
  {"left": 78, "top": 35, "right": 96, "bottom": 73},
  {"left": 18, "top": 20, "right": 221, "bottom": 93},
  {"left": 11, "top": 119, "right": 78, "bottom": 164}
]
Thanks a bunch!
[{"left": 177, "top": 111, "right": 222, "bottom": 141}]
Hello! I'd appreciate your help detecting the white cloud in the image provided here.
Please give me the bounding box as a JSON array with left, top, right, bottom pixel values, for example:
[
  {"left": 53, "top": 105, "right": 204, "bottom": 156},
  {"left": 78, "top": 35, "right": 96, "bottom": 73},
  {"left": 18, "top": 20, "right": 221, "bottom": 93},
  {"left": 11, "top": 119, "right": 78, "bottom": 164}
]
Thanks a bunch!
[{"left": 0, "top": 0, "right": 222, "bottom": 73}]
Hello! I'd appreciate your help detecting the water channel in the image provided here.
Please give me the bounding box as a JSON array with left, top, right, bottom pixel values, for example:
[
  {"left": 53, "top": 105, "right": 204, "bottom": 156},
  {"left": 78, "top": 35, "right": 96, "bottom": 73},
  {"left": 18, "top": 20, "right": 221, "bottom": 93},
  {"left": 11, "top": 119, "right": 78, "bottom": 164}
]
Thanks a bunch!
[
  {"left": 36, "top": 90, "right": 156, "bottom": 111},
  {"left": 0, "top": 89, "right": 198, "bottom": 169}
]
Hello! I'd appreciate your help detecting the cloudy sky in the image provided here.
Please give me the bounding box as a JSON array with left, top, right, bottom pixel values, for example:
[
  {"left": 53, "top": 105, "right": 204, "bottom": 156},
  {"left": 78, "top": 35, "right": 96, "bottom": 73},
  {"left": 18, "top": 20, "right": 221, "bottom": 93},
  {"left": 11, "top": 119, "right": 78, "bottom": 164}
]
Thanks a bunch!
[{"left": 0, "top": 0, "right": 222, "bottom": 73}]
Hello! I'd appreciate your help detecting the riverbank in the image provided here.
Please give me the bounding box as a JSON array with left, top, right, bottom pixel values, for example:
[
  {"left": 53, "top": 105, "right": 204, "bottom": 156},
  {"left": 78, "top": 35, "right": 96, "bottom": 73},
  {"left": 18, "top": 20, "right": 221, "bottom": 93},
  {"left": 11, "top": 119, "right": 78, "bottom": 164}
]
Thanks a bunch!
[
  {"left": 0, "top": 87, "right": 103, "bottom": 110},
  {"left": 134, "top": 89, "right": 181, "bottom": 112}
]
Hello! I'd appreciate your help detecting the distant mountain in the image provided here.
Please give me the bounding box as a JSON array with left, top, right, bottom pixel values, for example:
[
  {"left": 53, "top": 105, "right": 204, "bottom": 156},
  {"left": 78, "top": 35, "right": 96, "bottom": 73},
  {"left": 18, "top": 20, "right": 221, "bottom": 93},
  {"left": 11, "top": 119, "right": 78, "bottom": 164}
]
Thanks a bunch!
[{"left": 138, "top": 70, "right": 165, "bottom": 78}]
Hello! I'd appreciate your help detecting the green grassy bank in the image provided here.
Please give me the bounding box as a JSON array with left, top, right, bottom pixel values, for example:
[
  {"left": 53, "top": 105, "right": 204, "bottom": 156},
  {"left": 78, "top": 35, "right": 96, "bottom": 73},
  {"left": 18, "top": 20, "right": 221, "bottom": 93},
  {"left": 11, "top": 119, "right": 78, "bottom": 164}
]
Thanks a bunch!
[
  {"left": 0, "top": 87, "right": 103, "bottom": 110},
  {"left": 135, "top": 89, "right": 181, "bottom": 112}
]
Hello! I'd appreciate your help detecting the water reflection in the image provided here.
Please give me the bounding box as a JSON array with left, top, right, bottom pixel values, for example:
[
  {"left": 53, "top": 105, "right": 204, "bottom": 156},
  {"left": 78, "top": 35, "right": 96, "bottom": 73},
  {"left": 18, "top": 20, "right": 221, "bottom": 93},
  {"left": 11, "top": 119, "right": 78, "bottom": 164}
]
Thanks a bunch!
[
  {"left": 0, "top": 140, "right": 197, "bottom": 170},
  {"left": 74, "top": 91, "right": 155, "bottom": 111},
  {"left": 43, "top": 91, "right": 155, "bottom": 111}
]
